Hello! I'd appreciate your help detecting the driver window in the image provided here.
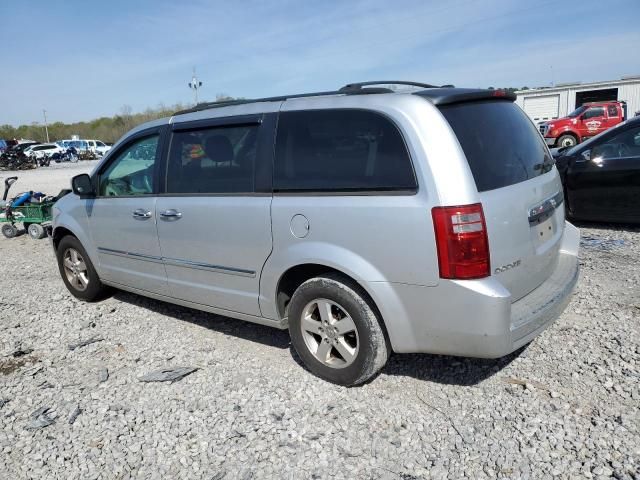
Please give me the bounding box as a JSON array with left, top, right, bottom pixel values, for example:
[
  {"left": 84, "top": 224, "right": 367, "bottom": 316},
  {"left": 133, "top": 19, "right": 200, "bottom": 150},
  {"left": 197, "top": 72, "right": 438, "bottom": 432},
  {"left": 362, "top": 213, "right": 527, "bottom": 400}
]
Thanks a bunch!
[
  {"left": 99, "top": 135, "right": 158, "bottom": 196},
  {"left": 583, "top": 107, "right": 604, "bottom": 120},
  {"left": 591, "top": 126, "right": 640, "bottom": 160}
]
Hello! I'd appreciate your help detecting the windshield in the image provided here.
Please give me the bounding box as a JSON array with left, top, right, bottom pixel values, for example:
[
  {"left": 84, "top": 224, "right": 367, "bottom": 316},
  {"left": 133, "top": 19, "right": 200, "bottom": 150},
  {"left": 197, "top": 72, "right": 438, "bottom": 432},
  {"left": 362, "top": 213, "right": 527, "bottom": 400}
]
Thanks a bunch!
[{"left": 568, "top": 106, "right": 587, "bottom": 118}]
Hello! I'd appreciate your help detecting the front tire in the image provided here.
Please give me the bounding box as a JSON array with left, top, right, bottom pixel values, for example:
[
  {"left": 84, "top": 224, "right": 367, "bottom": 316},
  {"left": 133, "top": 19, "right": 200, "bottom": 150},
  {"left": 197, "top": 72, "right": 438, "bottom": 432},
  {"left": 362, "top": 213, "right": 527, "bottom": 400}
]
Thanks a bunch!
[
  {"left": 557, "top": 134, "right": 577, "bottom": 148},
  {"left": 56, "top": 235, "right": 110, "bottom": 301},
  {"left": 288, "top": 274, "right": 389, "bottom": 386}
]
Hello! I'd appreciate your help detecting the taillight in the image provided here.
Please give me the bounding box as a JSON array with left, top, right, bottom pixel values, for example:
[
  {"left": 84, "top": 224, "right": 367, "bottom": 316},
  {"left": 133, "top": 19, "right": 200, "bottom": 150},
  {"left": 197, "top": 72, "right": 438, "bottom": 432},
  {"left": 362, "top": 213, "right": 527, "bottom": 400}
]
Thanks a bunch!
[{"left": 431, "top": 203, "right": 490, "bottom": 280}]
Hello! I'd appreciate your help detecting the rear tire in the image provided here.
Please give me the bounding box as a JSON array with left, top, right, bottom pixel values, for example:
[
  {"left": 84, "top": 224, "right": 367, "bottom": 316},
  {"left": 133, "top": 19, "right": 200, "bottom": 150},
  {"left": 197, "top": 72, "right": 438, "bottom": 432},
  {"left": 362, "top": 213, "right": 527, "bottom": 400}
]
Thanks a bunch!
[
  {"left": 27, "top": 223, "right": 46, "bottom": 240},
  {"left": 1, "top": 224, "right": 18, "bottom": 238},
  {"left": 557, "top": 134, "right": 577, "bottom": 148},
  {"left": 288, "top": 274, "right": 389, "bottom": 386},
  {"left": 56, "top": 235, "right": 110, "bottom": 301}
]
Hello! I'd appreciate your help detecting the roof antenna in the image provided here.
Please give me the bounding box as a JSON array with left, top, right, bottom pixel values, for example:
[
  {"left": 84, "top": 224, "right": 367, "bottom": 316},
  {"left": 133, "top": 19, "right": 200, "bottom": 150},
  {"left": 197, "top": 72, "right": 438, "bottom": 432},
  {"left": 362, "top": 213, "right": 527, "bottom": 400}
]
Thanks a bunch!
[{"left": 188, "top": 67, "right": 203, "bottom": 105}]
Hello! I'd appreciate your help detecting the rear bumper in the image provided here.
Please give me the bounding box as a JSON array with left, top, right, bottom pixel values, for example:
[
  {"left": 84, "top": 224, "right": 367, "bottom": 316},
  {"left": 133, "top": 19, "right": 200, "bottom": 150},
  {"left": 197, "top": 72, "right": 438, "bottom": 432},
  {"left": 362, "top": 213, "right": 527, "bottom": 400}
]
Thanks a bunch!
[{"left": 368, "top": 222, "right": 580, "bottom": 357}]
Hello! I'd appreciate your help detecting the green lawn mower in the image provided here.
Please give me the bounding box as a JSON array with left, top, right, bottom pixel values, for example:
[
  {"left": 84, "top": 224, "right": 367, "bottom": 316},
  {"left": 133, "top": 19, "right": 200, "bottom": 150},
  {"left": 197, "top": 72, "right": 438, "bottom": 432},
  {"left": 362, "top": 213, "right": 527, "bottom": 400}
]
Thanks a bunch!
[{"left": 0, "top": 176, "right": 70, "bottom": 240}]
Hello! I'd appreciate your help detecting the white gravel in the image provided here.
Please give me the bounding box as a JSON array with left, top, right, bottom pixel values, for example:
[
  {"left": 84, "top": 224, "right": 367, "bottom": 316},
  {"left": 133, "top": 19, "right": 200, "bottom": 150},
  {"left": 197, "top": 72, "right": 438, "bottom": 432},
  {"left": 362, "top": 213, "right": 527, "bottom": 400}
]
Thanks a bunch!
[
  {"left": 1, "top": 160, "right": 100, "bottom": 196},
  {"left": 0, "top": 164, "right": 638, "bottom": 479}
]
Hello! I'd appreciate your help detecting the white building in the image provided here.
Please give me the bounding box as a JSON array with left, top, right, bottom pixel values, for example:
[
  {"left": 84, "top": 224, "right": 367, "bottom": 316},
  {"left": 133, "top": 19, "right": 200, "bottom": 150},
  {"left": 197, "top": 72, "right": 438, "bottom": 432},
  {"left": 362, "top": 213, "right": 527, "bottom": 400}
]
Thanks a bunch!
[{"left": 515, "top": 76, "right": 640, "bottom": 123}]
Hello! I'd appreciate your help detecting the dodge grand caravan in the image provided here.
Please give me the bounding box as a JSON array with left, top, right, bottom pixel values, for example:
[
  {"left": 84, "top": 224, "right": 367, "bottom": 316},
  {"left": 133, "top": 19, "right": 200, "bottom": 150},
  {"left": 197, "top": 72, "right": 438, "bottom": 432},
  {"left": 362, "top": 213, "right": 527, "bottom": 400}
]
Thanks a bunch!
[{"left": 52, "top": 81, "right": 580, "bottom": 386}]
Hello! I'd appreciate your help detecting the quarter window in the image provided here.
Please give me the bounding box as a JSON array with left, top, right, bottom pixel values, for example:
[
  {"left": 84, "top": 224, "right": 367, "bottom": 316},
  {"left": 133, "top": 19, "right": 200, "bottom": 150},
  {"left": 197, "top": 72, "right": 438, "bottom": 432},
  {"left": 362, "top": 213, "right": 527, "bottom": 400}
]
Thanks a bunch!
[
  {"left": 274, "top": 110, "right": 416, "bottom": 192},
  {"left": 166, "top": 125, "right": 258, "bottom": 194},
  {"left": 99, "top": 135, "right": 158, "bottom": 196}
]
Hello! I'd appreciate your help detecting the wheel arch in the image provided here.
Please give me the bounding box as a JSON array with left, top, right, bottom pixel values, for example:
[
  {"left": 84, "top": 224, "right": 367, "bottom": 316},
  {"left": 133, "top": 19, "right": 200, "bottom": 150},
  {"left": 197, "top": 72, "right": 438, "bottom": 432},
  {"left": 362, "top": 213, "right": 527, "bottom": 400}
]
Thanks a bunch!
[
  {"left": 52, "top": 225, "right": 76, "bottom": 250},
  {"left": 51, "top": 218, "right": 99, "bottom": 270},
  {"left": 558, "top": 129, "right": 580, "bottom": 143},
  {"left": 272, "top": 261, "right": 394, "bottom": 348}
]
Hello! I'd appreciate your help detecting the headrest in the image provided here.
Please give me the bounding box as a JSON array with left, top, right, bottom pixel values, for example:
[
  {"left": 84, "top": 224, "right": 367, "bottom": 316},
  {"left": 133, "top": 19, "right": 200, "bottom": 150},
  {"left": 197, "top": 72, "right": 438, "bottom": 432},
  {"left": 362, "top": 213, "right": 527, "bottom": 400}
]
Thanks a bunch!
[{"left": 204, "top": 135, "right": 234, "bottom": 163}]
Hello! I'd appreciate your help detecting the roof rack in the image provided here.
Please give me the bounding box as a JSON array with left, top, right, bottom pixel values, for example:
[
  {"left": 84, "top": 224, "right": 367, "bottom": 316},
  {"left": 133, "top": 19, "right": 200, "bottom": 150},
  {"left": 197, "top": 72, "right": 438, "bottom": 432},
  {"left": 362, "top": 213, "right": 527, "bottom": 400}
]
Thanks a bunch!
[
  {"left": 173, "top": 85, "right": 393, "bottom": 115},
  {"left": 340, "top": 80, "right": 443, "bottom": 91},
  {"left": 172, "top": 81, "right": 451, "bottom": 115}
]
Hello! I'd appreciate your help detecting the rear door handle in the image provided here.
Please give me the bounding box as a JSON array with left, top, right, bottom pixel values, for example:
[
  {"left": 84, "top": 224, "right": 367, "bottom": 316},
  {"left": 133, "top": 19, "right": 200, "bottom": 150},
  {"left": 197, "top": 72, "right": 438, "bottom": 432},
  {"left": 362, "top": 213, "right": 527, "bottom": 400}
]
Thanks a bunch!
[
  {"left": 132, "top": 209, "right": 152, "bottom": 219},
  {"left": 159, "top": 209, "right": 182, "bottom": 219}
]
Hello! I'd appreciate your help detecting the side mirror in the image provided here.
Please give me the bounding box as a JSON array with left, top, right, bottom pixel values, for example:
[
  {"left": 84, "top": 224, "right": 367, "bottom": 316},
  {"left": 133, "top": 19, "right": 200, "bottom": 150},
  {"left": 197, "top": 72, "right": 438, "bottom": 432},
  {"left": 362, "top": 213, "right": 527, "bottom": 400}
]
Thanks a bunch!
[
  {"left": 580, "top": 150, "right": 591, "bottom": 162},
  {"left": 71, "top": 174, "right": 95, "bottom": 198}
]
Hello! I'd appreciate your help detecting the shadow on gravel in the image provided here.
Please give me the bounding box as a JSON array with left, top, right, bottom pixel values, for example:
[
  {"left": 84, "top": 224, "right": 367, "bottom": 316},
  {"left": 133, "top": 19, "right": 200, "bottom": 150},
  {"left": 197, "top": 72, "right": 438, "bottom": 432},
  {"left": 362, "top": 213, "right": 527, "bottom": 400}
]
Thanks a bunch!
[
  {"left": 380, "top": 347, "right": 527, "bottom": 386},
  {"left": 571, "top": 220, "right": 639, "bottom": 232},
  {"left": 113, "top": 291, "right": 527, "bottom": 386},
  {"left": 112, "top": 292, "right": 290, "bottom": 350}
]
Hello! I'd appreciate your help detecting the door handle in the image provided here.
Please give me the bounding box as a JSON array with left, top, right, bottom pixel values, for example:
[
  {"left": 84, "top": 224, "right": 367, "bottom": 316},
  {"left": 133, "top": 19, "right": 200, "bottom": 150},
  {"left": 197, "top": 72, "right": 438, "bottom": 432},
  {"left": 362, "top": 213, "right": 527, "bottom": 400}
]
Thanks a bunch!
[
  {"left": 160, "top": 209, "right": 182, "bottom": 219},
  {"left": 132, "top": 209, "right": 152, "bottom": 219}
]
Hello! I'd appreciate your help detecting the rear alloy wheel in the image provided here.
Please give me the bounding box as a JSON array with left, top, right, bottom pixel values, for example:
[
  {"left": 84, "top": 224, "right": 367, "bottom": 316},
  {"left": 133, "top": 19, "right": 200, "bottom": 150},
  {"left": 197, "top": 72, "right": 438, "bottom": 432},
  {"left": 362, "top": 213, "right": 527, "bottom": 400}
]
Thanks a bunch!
[
  {"left": 301, "top": 298, "right": 360, "bottom": 369},
  {"left": 288, "top": 274, "right": 389, "bottom": 386},
  {"left": 56, "top": 235, "right": 110, "bottom": 301},
  {"left": 557, "top": 134, "right": 577, "bottom": 148}
]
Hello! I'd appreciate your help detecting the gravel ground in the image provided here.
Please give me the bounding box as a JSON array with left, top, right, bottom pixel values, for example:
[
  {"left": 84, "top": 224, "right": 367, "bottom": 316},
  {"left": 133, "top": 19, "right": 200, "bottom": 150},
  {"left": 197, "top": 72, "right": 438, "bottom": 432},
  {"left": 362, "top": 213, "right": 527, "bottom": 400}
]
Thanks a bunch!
[
  {"left": 1, "top": 160, "right": 99, "bottom": 195},
  {"left": 0, "top": 165, "right": 638, "bottom": 479}
]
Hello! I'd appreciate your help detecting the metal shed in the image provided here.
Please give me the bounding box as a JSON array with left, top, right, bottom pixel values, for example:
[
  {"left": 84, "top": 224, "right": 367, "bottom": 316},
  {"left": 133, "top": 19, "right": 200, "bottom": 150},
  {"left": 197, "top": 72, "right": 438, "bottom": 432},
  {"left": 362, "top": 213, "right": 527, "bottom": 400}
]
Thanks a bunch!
[{"left": 515, "top": 76, "right": 640, "bottom": 123}]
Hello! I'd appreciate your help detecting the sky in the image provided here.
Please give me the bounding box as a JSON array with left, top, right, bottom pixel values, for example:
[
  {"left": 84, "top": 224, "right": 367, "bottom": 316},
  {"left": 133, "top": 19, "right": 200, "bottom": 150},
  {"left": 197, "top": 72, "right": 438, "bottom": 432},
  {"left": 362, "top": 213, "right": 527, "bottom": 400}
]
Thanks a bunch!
[{"left": 1, "top": 0, "right": 639, "bottom": 126}]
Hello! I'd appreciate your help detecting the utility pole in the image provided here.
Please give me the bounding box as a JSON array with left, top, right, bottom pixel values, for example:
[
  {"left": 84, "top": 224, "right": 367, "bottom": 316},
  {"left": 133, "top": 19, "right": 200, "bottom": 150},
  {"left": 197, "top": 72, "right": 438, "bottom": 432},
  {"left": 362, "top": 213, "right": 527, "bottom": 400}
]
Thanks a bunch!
[
  {"left": 42, "top": 109, "right": 50, "bottom": 143},
  {"left": 188, "top": 67, "right": 203, "bottom": 105}
]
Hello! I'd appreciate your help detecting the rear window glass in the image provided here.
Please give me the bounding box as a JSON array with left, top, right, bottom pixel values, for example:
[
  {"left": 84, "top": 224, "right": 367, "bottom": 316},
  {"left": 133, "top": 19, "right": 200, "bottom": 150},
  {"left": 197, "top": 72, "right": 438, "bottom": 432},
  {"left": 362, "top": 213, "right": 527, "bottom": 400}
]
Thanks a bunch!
[
  {"left": 274, "top": 109, "right": 417, "bottom": 192},
  {"left": 439, "top": 101, "right": 552, "bottom": 192}
]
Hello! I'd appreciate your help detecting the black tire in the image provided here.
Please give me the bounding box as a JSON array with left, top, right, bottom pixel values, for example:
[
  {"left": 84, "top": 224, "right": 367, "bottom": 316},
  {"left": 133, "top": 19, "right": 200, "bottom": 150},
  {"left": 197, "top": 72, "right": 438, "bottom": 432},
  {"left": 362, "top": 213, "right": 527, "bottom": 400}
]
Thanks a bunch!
[
  {"left": 56, "top": 235, "right": 110, "bottom": 301},
  {"left": 27, "top": 223, "right": 46, "bottom": 240},
  {"left": 288, "top": 274, "right": 390, "bottom": 386},
  {"left": 557, "top": 134, "right": 577, "bottom": 148},
  {"left": 1, "top": 224, "right": 18, "bottom": 238}
]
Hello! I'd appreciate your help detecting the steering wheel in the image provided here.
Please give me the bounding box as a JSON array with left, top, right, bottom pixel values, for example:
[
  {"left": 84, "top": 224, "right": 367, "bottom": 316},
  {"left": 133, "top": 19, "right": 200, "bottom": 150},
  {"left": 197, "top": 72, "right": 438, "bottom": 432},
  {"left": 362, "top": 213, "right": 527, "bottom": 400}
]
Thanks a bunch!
[
  {"left": 142, "top": 173, "right": 152, "bottom": 193},
  {"left": 617, "top": 143, "right": 631, "bottom": 157},
  {"left": 104, "top": 178, "right": 129, "bottom": 196}
]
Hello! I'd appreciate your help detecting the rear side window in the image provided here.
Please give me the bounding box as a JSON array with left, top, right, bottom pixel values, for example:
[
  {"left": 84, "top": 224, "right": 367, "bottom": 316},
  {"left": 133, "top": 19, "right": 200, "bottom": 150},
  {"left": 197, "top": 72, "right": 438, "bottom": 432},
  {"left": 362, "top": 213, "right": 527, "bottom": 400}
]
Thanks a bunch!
[
  {"left": 274, "top": 110, "right": 416, "bottom": 192},
  {"left": 166, "top": 125, "right": 257, "bottom": 194},
  {"left": 439, "top": 101, "right": 552, "bottom": 192},
  {"left": 607, "top": 105, "right": 618, "bottom": 117}
]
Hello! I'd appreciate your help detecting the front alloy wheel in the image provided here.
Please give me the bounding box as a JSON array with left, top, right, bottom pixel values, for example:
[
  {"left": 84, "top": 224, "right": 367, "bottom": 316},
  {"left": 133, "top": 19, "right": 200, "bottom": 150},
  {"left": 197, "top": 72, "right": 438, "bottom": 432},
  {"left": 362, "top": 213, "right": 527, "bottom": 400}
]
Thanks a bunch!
[
  {"left": 56, "top": 235, "right": 110, "bottom": 301},
  {"left": 63, "top": 248, "right": 89, "bottom": 291}
]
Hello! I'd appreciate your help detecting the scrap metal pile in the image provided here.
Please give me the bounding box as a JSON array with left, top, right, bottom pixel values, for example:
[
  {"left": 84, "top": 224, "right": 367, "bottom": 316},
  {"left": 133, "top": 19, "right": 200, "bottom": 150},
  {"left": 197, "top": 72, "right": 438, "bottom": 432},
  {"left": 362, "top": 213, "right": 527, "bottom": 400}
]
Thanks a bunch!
[{"left": 0, "top": 151, "right": 37, "bottom": 171}]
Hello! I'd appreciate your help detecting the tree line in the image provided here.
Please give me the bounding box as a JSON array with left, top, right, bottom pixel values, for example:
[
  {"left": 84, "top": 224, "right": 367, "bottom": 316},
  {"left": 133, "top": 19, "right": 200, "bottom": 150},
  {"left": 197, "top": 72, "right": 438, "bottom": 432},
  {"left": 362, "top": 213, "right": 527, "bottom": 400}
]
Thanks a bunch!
[{"left": 0, "top": 95, "right": 236, "bottom": 144}]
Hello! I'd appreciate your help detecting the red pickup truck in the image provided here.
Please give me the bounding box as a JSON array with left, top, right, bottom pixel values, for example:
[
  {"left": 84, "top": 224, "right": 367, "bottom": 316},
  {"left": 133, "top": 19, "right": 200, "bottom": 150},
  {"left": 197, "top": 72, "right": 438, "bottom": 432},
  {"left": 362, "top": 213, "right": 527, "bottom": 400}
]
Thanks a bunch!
[{"left": 541, "top": 101, "right": 627, "bottom": 148}]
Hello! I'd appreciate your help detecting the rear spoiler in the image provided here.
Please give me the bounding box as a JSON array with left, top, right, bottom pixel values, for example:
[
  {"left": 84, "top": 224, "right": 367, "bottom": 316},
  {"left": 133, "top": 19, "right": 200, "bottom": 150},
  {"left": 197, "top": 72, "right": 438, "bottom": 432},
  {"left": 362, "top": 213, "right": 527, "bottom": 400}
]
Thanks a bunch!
[{"left": 413, "top": 88, "right": 517, "bottom": 106}]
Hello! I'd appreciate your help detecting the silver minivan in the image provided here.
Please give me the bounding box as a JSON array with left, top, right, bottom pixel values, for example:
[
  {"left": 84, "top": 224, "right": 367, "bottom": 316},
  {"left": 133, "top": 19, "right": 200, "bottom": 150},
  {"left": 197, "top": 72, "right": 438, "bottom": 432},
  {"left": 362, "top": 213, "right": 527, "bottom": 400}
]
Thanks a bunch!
[{"left": 52, "top": 81, "right": 580, "bottom": 385}]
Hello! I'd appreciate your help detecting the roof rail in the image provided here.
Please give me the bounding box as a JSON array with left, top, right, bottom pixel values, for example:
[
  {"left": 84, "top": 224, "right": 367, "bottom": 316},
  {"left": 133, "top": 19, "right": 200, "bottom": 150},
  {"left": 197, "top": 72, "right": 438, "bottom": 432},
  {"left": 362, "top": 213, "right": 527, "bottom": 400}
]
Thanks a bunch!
[
  {"left": 340, "top": 80, "right": 443, "bottom": 91},
  {"left": 173, "top": 86, "right": 393, "bottom": 116}
]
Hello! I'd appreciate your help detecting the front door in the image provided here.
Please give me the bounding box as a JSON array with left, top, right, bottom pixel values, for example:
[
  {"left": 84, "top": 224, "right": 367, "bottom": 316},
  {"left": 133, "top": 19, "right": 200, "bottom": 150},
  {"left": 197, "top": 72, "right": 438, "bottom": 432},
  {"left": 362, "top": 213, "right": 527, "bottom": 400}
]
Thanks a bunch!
[
  {"left": 155, "top": 115, "right": 275, "bottom": 316},
  {"left": 88, "top": 129, "right": 169, "bottom": 295},
  {"left": 578, "top": 106, "right": 606, "bottom": 139},
  {"left": 567, "top": 124, "right": 640, "bottom": 222}
]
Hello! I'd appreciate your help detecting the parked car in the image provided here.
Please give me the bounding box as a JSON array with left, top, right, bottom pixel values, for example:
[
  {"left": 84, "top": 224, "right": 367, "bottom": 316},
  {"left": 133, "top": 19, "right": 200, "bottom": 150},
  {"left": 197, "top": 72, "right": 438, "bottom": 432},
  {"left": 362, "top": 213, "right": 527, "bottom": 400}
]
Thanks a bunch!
[
  {"left": 88, "top": 139, "right": 112, "bottom": 156},
  {"left": 553, "top": 116, "right": 640, "bottom": 224},
  {"left": 57, "top": 139, "right": 111, "bottom": 156},
  {"left": 0, "top": 140, "right": 7, "bottom": 154},
  {"left": 540, "top": 101, "right": 627, "bottom": 148},
  {"left": 10, "top": 141, "right": 39, "bottom": 154},
  {"left": 24, "top": 143, "right": 63, "bottom": 160},
  {"left": 52, "top": 81, "right": 580, "bottom": 385}
]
